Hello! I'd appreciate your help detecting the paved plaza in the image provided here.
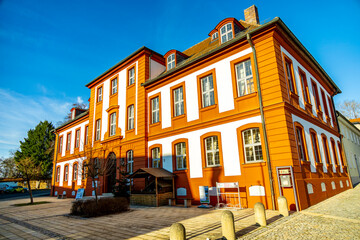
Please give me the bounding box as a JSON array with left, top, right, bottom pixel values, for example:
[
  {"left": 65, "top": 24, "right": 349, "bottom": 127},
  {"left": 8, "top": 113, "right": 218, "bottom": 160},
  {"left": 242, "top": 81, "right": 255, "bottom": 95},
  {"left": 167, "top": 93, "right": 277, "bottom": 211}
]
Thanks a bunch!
[{"left": 0, "top": 185, "right": 359, "bottom": 239}]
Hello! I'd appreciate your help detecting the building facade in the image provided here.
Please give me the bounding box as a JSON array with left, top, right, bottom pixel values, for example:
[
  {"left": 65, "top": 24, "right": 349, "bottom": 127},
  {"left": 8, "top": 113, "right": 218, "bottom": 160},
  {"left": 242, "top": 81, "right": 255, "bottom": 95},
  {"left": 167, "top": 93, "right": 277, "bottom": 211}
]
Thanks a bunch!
[
  {"left": 337, "top": 111, "right": 360, "bottom": 185},
  {"left": 52, "top": 5, "right": 351, "bottom": 210}
]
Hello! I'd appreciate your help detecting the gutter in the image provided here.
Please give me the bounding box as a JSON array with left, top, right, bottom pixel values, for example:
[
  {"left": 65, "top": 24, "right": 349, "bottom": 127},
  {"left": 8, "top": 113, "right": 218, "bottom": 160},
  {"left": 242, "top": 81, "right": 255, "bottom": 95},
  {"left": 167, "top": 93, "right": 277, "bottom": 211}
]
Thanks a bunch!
[
  {"left": 247, "top": 33, "right": 276, "bottom": 210},
  {"left": 50, "top": 129, "right": 58, "bottom": 196}
]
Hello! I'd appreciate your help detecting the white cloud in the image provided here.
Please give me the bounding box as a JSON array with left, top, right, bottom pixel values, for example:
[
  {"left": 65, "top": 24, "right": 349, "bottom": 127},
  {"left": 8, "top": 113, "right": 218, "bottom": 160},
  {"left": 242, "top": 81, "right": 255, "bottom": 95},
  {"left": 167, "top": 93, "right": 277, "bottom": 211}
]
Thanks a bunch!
[
  {"left": 0, "top": 88, "right": 75, "bottom": 158},
  {"left": 77, "top": 96, "right": 84, "bottom": 105}
]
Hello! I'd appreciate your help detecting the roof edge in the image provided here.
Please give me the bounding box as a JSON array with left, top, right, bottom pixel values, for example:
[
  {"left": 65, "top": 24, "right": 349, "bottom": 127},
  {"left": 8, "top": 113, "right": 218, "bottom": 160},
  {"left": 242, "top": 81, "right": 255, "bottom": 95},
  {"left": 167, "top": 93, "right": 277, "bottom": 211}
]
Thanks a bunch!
[{"left": 55, "top": 110, "right": 89, "bottom": 131}]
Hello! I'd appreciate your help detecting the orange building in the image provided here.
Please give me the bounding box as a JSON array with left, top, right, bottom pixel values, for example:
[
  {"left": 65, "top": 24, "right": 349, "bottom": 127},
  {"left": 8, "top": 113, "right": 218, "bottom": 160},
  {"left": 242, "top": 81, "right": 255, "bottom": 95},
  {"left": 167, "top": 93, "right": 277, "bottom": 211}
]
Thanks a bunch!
[{"left": 52, "top": 5, "right": 351, "bottom": 210}]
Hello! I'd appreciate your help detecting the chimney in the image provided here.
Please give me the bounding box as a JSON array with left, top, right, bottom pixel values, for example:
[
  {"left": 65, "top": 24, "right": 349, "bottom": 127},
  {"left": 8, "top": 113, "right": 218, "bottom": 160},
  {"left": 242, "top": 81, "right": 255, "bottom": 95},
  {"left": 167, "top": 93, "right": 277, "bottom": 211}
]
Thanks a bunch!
[{"left": 244, "top": 5, "right": 260, "bottom": 25}]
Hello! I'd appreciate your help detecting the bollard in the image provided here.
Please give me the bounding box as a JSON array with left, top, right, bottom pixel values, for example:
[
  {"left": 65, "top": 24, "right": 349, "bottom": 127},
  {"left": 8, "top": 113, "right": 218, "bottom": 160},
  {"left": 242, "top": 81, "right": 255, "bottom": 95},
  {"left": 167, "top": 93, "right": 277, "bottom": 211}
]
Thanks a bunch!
[
  {"left": 170, "top": 223, "right": 186, "bottom": 240},
  {"left": 254, "top": 202, "right": 267, "bottom": 226},
  {"left": 277, "top": 196, "right": 289, "bottom": 217},
  {"left": 221, "top": 210, "right": 236, "bottom": 240}
]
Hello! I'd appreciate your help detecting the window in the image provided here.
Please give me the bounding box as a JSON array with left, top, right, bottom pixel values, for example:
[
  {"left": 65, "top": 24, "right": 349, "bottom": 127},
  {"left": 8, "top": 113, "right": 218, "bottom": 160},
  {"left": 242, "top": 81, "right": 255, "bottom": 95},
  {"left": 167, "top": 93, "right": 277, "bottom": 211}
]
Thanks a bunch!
[
  {"left": 58, "top": 136, "right": 63, "bottom": 153},
  {"left": 310, "top": 131, "right": 321, "bottom": 163},
  {"left": 95, "top": 119, "right": 101, "bottom": 141},
  {"left": 64, "top": 165, "right": 68, "bottom": 181},
  {"left": 167, "top": 53, "right": 175, "bottom": 70},
  {"left": 73, "top": 163, "right": 78, "bottom": 181},
  {"left": 173, "top": 87, "right": 184, "bottom": 117},
  {"left": 328, "top": 96, "right": 336, "bottom": 124},
  {"left": 337, "top": 142, "right": 344, "bottom": 166},
  {"left": 295, "top": 126, "right": 307, "bottom": 161},
  {"left": 322, "top": 135, "right": 330, "bottom": 164},
  {"left": 311, "top": 81, "right": 321, "bottom": 111},
  {"left": 151, "top": 97, "right": 160, "bottom": 124},
  {"left": 220, "top": 23, "right": 233, "bottom": 43},
  {"left": 331, "top": 139, "right": 339, "bottom": 165},
  {"left": 212, "top": 32, "right": 218, "bottom": 40},
  {"left": 175, "top": 142, "right": 187, "bottom": 170},
  {"left": 152, "top": 147, "right": 160, "bottom": 168},
  {"left": 75, "top": 129, "right": 80, "bottom": 148},
  {"left": 128, "top": 67, "right": 135, "bottom": 85},
  {"left": 127, "top": 150, "right": 133, "bottom": 174},
  {"left": 321, "top": 182, "right": 326, "bottom": 192},
  {"left": 93, "top": 158, "right": 99, "bottom": 178},
  {"left": 204, "top": 136, "right": 220, "bottom": 167},
  {"left": 56, "top": 167, "right": 60, "bottom": 182},
  {"left": 82, "top": 163, "right": 87, "bottom": 179},
  {"left": 299, "top": 69, "right": 309, "bottom": 103},
  {"left": 66, "top": 133, "right": 71, "bottom": 151},
  {"left": 242, "top": 128, "right": 263, "bottom": 162},
  {"left": 127, "top": 105, "right": 134, "bottom": 130},
  {"left": 307, "top": 183, "right": 314, "bottom": 194},
  {"left": 284, "top": 58, "right": 295, "bottom": 93},
  {"left": 235, "top": 59, "right": 254, "bottom": 97},
  {"left": 111, "top": 77, "right": 117, "bottom": 95},
  {"left": 84, "top": 126, "right": 89, "bottom": 145},
  {"left": 201, "top": 74, "right": 215, "bottom": 108},
  {"left": 321, "top": 90, "right": 329, "bottom": 117},
  {"left": 110, "top": 112, "right": 116, "bottom": 136},
  {"left": 97, "top": 87, "right": 102, "bottom": 102},
  {"left": 331, "top": 181, "right": 336, "bottom": 189}
]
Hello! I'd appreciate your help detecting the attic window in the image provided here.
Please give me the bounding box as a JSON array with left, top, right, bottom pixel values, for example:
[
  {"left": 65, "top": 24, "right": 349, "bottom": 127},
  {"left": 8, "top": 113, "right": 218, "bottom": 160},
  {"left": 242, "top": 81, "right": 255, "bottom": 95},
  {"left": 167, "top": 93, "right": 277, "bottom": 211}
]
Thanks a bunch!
[
  {"left": 167, "top": 53, "right": 175, "bottom": 70},
  {"left": 220, "top": 23, "right": 233, "bottom": 43},
  {"left": 212, "top": 32, "right": 218, "bottom": 40}
]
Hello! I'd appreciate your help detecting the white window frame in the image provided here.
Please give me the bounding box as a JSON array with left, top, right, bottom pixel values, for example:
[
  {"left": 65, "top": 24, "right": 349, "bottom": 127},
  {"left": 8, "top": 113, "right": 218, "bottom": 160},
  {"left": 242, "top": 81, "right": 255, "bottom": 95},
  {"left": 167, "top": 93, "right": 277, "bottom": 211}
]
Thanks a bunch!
[
  {"left": 73, "top": 163, "right": 78, "bottom": 180},
  {"left": 66, "top": 133, "right": 71, "bottom": 151},
  {"left": 128, "top": 105, "right": 134, "bottom": 130},
  {"left": 242, "top": 128, "right": 263, "bottom": 163},
  {"left": 205, "top": 136, "right": 220, "bottom": 167},
  {"left": 95, "top": 119, "right": 101, "bottom": 141},
  {"left": 110, "top": 112, "right": 116, "bottom": 136},
  {"left": 295, "top": 127, "right": 306, "bottom": 161},
  {"left": 175, "top": 142, "right": 187, "bottom": 170},
  {"left": 59, "top": 137, "right": 63, "bottom": 153},
  {"left": 152, "top": 147, "right": 160, "bottom": 168},
  {"left": 201, "top": 74, "right": 215, "bottom": 108},
  {"left": 220, "top": 23, "right": 233, "bottom": 43},
  {"left": 167, "top": 53, "right": 175, "bottom": 70},
  {"left": 111, "top": 77, "right": 117, "bottom": 95},
  {"left": 212, "top": 32, "right": 218, "bottom": 40},
  {"left": 151, "top": 97, "right": 159, "bottom": 124},
  {"left": 64, "top": 165, "right": 68, "bottom": 181},
  {"left": 235, "top": 59, "right": 254, "bottom": 97},
  {"left": 128, "top": 67, "right": 135, "bottom": 85},
  {"left": 173, "top": 87, "right": 184, "bottom": 117},
  {"left": 97, "top": 87, "right": 102, "bottom": 102},
  {"left": 75, "top": 130, "right": 80, "bottom": 148},
  {"left": 56, "top": 167, "right": 60, "bottom": 182},
  {"left": 127, "top": 150, "right": 133, "bottom": 174}
]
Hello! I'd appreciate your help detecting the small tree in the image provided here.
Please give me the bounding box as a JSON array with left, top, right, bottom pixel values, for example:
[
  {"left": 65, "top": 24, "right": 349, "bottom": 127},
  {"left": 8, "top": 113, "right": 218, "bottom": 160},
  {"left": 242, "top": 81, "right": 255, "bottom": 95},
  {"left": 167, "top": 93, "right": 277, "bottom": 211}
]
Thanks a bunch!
[
  {"left": 0, "top": 156, "right": 19, "bottom": 178},
  {"left": 338, "top": 100, "right": 360, "bottom": 119},
  {"left": 16, "top": 157, "right": 41, "bottom": 204}
]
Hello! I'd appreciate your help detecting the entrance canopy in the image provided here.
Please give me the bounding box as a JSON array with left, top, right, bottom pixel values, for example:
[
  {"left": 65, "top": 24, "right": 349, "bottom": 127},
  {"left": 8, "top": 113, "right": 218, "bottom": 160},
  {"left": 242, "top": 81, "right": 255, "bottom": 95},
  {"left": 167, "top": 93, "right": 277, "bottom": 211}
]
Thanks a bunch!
[{"left": 128, "top": 168, "right": 174, "bottom": 179}]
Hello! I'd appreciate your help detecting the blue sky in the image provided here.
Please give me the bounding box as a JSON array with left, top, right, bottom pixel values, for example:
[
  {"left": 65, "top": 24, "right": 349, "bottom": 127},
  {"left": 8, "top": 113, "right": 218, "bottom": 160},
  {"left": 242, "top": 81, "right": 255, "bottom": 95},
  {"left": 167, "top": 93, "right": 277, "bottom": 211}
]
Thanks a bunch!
[{"left": 0, "top": 0, "right": 359, "bottom": 158}]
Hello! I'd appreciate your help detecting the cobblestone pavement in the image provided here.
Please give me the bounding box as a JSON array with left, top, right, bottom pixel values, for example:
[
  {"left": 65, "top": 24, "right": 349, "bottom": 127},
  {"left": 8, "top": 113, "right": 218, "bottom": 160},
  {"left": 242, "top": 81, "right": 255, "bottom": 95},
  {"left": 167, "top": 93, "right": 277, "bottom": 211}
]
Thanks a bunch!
[
  {"left": 240, "top": 184, "right": 360, "bottom": 240},
  {"left": 0, "top": 185, "right": 359, "bottom": 240}
]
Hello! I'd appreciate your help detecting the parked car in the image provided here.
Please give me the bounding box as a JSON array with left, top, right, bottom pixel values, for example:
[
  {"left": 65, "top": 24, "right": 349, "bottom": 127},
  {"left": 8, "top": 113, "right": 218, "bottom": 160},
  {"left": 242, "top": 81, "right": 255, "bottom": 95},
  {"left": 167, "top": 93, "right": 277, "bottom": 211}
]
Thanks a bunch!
[{"left": 5, "top": 186, "right": 28, "bottom": 193}]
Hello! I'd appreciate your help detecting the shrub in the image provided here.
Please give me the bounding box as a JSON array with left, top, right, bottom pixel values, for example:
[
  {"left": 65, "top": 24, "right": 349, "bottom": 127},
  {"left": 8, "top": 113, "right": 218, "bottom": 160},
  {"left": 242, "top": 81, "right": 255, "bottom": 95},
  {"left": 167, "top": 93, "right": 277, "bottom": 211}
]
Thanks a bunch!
[{"left": 70, "top": 197, "right": 129, "bottom": 217}]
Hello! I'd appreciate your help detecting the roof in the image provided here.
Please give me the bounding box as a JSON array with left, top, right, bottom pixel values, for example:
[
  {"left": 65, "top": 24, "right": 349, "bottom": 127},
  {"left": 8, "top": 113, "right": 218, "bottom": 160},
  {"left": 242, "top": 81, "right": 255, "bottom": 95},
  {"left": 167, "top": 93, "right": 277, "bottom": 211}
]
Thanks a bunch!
[
  {"left": 142, "top": 17, "right": 341, "bottom": 94},
  {"left": 128, "top": 168, "right": 174, "bottom": 179},
  {"left": 337, "top": 110, "right": 360, "bottom": 135},
  {"left": 85, "top": 46, "right": 163, "bottom": 88},
  {"left": 55, "top": 110, "right": 89, "bottom": 131}
]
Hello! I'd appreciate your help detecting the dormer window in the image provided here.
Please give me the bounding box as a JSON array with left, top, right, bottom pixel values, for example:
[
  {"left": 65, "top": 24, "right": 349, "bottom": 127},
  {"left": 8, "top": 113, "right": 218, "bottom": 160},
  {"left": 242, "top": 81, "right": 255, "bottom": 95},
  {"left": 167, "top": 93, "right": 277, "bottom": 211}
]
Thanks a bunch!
[
  {"left": 167, "top": 53, "right": 175, "bottom": 70},
  {"left": 212, "top": 32, "right": 218, "bottom": 40},
  {"left": 220, "top": 23, "right": 233, "bottom": 43}
]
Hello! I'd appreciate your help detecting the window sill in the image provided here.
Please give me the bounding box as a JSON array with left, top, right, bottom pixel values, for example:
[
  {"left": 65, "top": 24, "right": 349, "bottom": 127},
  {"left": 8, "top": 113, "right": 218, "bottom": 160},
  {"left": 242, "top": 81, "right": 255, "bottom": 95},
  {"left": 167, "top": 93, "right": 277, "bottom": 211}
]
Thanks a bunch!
[
  {"left": 150, "top": 122, "right": 161, "bottom": 127},
  {"left": 127, "top": 83, "right": 135, "bottom": 90},
  {"left": 242, "top": 161, "right": 266, "bottom": 165},
  {"left": 172, "top": 114, "right": 186, "bottom": 121},
  {"left": 110, "top": 92, "right": 118, "bottom": 98},
  {"left": 174, "top": 169, "right": 188, "bottom": 173},
  {"left": 200, "top": 104, "right": 217, "bottom": 112},
  {"left": 96, "top": 101, "right": 102, "bottom": 106},
  {"left": 234, "top": 92, "right": 257, "bottom": 102},
  {"left": 126, "top": 129, "right": 135, "bottom": 133},
  {"left": 203, "top": 165, "right": 222, "bottom": 169},
  {"left": 290, "top": 92, "right": 299, "bottom": 104}
]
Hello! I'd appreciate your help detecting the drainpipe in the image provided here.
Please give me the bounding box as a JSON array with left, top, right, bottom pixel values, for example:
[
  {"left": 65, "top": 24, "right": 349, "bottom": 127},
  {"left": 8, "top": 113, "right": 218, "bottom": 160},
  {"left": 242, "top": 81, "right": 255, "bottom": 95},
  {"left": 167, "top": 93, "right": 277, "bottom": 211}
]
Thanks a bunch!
[
  {"left": 51, "top": 130, "right": 59, "bottom": 196},
  {"left": 247, "top": 33, "right": 276, "bottom": 210}
]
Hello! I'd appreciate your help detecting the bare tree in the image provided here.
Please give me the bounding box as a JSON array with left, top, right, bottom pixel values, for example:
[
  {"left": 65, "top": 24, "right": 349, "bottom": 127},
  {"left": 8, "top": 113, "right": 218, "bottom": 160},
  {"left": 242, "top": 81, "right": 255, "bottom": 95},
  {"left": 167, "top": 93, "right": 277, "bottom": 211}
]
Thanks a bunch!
[
  {"left": 338, "top": 100, "right": 360, "bottom": 119},
  {"left": 16, "top": 157, "right": 41, "bottom": 204},
  {"left": 79, "top": 145, "right": 115, "bottom": 204},
  {"left": 0, "top": 156, "right": 19, "bottom": 178}
]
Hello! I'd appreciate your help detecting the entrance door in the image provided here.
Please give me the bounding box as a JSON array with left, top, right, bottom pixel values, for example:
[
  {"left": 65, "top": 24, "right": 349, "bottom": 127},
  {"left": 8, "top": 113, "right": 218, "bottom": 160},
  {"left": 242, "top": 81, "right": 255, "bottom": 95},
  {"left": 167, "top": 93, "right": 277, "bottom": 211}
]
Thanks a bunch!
[{"left": 106, "top": 153, "right": 117, "bottom": 193}]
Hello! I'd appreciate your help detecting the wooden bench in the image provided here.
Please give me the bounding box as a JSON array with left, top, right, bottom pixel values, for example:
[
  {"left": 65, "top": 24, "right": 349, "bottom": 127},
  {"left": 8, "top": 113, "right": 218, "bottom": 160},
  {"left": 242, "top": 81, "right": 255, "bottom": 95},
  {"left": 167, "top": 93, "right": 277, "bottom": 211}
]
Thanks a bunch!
[{"left": 168, "top": 198, "right": 193, "bottom": 208}]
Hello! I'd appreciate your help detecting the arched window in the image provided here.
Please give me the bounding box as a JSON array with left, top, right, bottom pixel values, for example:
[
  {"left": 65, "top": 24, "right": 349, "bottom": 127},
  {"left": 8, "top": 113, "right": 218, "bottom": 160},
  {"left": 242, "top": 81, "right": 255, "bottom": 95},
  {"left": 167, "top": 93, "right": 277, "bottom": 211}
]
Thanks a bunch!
[
  {"left": 295, "top": 124, "right": 307, "bottom": 161},
  {"left": 321, "top": 182, "right": 326, "bottom": 192},
  {"left": 339, "top": 180, "right": 343, "bottom": 188},
  {"left": 310, "top": 129, "right": 321, "bottom": 163},
  {"left": 204, "top": 136, "right": 220, "bottom": 167},
  {"left": 321, "top": 134, "right": 330, "bottom": 164},
  {"left": 64, "top": 165, "right": 69, "bottom": 182},
  {"left": 151, "top": 147, "right": 161, "bottom": 168},
  {"left": 242, "top": 128, "right": 263, "bottom": 163},
  {"left": 73, "top": 163, "right": 78, "bottom": 181},
  {"left": 127, "top": 150, "right": 134, "bottom": 174},
  {"left": 307, "top": 183, "right": 314, "bottom": 194},
  {"left": 56, "top": 167, "right": 60, "bottom": 182},
  {"left": 175, "top": 142, "right": 187, "bottom": 170},
  {"left": 330, "top": 139, "right": 339, "bottom": 165},
  {"left": 220, "top": 23, "right": 233, "bottom": 43},
  {"left": 331, "top": 181, "right": 336, "bottom": 190}
]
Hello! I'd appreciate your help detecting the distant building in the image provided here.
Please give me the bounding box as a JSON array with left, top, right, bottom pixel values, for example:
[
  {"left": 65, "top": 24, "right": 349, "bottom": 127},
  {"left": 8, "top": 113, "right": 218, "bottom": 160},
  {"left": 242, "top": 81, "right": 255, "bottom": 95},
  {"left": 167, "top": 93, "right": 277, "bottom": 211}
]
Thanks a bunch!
[
  {"left": 52, "top": 5, "right": 351, "bottom": 210},
  {"left": 337, "top": 111, "right": 360, "bottom": 185}
]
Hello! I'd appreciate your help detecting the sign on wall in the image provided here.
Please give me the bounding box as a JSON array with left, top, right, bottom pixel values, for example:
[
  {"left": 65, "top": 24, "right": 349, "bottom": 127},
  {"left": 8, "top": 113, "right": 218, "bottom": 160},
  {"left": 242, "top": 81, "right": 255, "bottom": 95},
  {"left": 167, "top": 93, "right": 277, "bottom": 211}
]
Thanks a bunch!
[{"left": 75, "top": 188, "right": 85, "bottom": 199}]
